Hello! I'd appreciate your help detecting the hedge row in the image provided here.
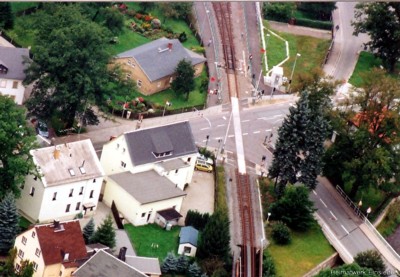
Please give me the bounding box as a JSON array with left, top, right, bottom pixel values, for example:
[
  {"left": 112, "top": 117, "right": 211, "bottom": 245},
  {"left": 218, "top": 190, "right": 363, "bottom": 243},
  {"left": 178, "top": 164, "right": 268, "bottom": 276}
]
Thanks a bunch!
[{"left": 294, "top": 17, "right": 333, "bottom": 31}]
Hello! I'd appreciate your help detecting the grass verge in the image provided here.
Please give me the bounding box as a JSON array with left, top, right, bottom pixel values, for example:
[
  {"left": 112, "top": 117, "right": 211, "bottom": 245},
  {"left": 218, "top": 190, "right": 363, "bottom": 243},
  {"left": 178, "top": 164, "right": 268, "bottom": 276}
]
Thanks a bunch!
[
  {"left": 267, "top": 223, "right": 335, "bottom": 277},
  {"left": 377, "top": 200, "right": 400, "bottom": 238},
  {"left": 124, "top": 223, "right": 180, "bottom": 261},
  {"left": 348, "top": 52, "right": 383, "bottom": 87},
  {"left": 215, "top": 166, "right": 228, "bottom": 214}
]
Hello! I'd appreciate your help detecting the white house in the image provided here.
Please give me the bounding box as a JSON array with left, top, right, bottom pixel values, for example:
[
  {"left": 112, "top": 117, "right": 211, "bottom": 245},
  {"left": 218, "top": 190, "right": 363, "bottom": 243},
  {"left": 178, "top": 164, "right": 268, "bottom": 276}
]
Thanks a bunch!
[
  {"left": 14, "top": 220, "right": 88, "bottom": 277},
  {"left": 17, "top": 139, "right": 105, "bottom": 223},
  {"left": 0, "top": 46, "right": 30, "bottom": 104},
  {"left": 178, "top": 226, "right": 199, "bottom": 257},
  {"left": 100, "top": 121, "right": 198, "bottom": 226}
]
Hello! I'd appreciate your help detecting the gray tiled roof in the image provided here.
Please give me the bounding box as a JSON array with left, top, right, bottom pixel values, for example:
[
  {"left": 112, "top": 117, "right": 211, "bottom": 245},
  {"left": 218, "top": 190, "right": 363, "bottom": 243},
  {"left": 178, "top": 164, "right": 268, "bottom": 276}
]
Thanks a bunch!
[
  {"left": 0, "top": 46, "right": 29, "bottom": 80},
  {"left": 159, "top": 159, "right": 190, "bottom": 172},
  {"left": 179, "top": 226, "right": 199, "bottom": 247},
  {"left": 117, "top": 37, "right": 206, "bottom": 82},
  {"left": 124, "top": 121, "right": 197, "bottom": 166},
  {"left": 73, "top": 250, "right": 147, "bottom": 277},
  {"left": 125, "top": 256, "right": 161, "bottom": 276},
  {"left": 108, "top": 170, "right": 186, "bottom": 204}
]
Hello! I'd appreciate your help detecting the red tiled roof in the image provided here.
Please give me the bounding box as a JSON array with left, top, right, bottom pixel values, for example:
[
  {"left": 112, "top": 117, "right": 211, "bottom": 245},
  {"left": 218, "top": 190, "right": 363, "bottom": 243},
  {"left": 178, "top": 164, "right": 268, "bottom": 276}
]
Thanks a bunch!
[{"left": 35, "top": 220, "right": 87, "bottom": 266}]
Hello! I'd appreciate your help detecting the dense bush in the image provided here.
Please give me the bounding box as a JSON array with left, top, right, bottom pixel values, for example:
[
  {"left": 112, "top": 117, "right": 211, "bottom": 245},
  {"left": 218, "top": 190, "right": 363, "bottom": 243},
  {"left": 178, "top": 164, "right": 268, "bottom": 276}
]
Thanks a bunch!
[
  {"left": 271, "top": 221, "right": 291, "bottom": 245},
  {"left": 263, "top": 251, "right": 276, "bottom": 276},
  {"left": 294, "top": 18, "right": 333, "bottom": 30},
  {"left": 354, "top": 250, "right": 387, "bottom": 276},
  {"left": 185, "top": 210, "right": 210, "bottom": 231},
  {"left": 263, "top": 3, "right": 296, "bottom": 22}
]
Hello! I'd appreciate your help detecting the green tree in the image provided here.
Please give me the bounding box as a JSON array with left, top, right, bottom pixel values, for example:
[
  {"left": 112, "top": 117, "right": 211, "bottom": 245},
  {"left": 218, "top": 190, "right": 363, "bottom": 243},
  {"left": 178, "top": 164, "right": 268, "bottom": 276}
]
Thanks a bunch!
[
  {"left": 99, "top": 7, "right": 125, "bottom": 34},
  {"left": 0, "top": 2, "right": 13, "bottom": 29},
  {"left": 92, "top": 214, "right": 116, "bottom": 248},
  {"left": 269, "top": 185, "right": 316, "bottom": 231},
  {"left": 0, "top": 95, "right": 37, "bottom": 198},
  {"left": 354, "top": 250, "right": 387, "bottom": 276},
  {"left": 263, "top": 251, "right": 276, "bottom": 277},
  {"left": 187, "top": 262, "right": 202, "bottom": 277},
  {"left": 263, "top": 3, "right": 296, "bottom": 22},
  {"left": 271, "top": 221, "right": 291, "bottom": 245},
  {"left": 198, "top": 210, "right": 231, "bottom": 260},
  {"left": 316, "top": 263, "right": 379, "bottom": 277},
  {"left": 161, "top": 252, "right": 178, "bottom": 274},
  {"left": 18, "top": 260, "right": 34, "bottom": 277},
  {"left": 297, "top": 2, "right": 337, "bottom": 21},
  {"left": 176, "top": 255, "right": 189, "bottom": 274},
  {"left": 353, "top": 3, "right": 400, "bottom": 72},
  {"left": 171, "top": 59, "right": 195, "bottom": 101},
  {"left": 82, "top": 217, "right": 95, "bottom": 244},
  {"left": 24, "top": 4, "right": 112, "bottom": 128},
  {"left": 0, "top": 193, "right": 20, "bottom": 254},
  {"left": 185, "top": 210, "right": 210, "bottom": 231},
  {"left": 139, "top": 2, "right": 155, "bottom": 12}
]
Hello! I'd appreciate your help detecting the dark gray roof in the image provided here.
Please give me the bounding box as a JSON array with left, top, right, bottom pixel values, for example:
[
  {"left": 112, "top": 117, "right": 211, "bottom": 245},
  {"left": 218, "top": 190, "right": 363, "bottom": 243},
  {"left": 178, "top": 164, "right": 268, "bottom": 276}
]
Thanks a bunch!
[
  {"left": 157, "top": 208, "right": 182, "bottom": 221},
  {"left": 117, "top": 37, "right": 206, "bottom": 82},
  {"left": 124, "top": 121, "right": 197, "bottom": 166},
  {"left": 179, "top": 226, "right": 199, "bottom": 247},
  {"left": 108, "top": 171, "right": 186, "bottom": 204},
  {"left": 125, "top": 256, "right": 161, "bottom": 276},
  {"left": 73, "top": 250, "right": 147, "bottom": 277},
  {"left": 0, "top": 46, "right": 29, "bottom": 80},
  {"left": 159, "top": 159, "right": 190, "bottom": 172}
]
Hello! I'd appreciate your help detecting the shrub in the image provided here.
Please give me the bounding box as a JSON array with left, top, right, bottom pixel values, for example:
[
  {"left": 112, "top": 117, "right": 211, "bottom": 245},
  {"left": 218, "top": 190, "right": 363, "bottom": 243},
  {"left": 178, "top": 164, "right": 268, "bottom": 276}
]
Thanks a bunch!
[
  {"left": 151, "top": 18, "right": 161, "bottom": 29},
  {"left": 141, "top": 22, "right": 151, "bottom": 31},
  {"left": 271, "top": 221, "right": 291, "bottom": 245},
  {"left": 185, "top": 210, "right": 210, "bottom": 231},
  {"left": 144, "top": 15, "right": 153, "bottom": 21},
  {"left": 263, "top": 2, "right": 296, "bottom": 22},
  {"left": 263, "top": 251, "right": 276, "bottom": 276},
  {"left": 135, "top": 13, "right": 143, "bottom": 20},
  {"left": 179, "top": 31, "right": 188, "bottom": 42},
  {"left": 125, "top": 9, "right": 136, "bottom": 17},
  {"left": 354, "top": 250, "right": 386, "bottom": 276},
  {"left": 294, "top": 17, "right": 333, "bottom": 30}
]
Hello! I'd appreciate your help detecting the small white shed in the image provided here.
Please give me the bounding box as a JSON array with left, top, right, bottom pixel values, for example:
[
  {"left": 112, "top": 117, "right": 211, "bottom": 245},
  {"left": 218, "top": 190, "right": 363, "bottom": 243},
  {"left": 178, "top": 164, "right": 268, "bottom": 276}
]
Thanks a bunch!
[{"left": 178, "top": 226, "right": 199, "bottom": 257}]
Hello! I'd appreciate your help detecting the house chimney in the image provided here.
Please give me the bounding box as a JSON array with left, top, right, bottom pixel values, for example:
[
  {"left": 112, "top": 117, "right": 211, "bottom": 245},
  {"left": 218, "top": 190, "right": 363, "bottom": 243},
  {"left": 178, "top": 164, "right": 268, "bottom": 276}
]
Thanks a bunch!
[
  {"left": 167, "top": 43, "right": 173, "bottom": 51},
  {"left": 53, "top": 219, "right": 60, "bottom": 229},
  {"left": 118, "top": 247, "right": 127, "bottom": 262}
]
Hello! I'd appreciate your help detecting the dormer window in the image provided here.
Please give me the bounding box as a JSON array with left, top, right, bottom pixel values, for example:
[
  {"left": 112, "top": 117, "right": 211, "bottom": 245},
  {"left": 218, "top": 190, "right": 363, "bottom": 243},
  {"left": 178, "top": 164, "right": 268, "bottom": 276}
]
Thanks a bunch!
[
  {"left": 68, "top": 169, "right": 75, "bottom": 176},
  {"left": 0, "top": 64, "right": 8, "bottom": 74},
  {"left": 63, "top": 253, "right": 69, "bottom": 262},
  {"left": 79, "top": 166, "right": 86, "bottom": 174},
  {"left": 152, "top": 151, "right": 172, "bottom": 158}
]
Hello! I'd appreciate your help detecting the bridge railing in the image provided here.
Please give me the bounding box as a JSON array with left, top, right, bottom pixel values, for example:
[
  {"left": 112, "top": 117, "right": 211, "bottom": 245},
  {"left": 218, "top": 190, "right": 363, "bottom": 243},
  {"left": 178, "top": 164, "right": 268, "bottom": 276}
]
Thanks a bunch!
[{"left": 335, "top": 185, "right": 400, "bottom": 269}]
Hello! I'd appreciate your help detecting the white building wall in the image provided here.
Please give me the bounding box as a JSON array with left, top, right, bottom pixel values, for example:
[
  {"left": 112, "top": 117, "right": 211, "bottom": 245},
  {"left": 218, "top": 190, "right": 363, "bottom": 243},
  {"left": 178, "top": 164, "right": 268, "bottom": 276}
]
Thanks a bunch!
[
  {"left": 17, "top": 176, "right": 45, "bottom": 222},
  {"left": 0, "top": 78, "right": 25, "bottom": 104},
  {"left": 14, "top": 228, "right": 45, "bottom": 277},
  {"left": 177, "top": 243, "right": 196, "bottom": 257},
  {"left": 100, "top": 136, "right": 133, "bottom": 176},
  {"left": 103, "top": 178, "right": 185, "bottom": 226}
]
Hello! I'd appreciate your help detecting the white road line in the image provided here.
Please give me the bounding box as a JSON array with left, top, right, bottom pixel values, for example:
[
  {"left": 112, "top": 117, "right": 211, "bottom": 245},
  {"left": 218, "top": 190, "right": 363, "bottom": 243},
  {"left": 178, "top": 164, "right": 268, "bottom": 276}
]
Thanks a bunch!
[
  {"left": 257, "top": 117, "right": 265, "bottom": 120},
  {"left": 312, "top": 190, "right": 317, "bottom": 195},
  {"left": 330, "top": 211, "right": 337, "bottom": 221},
  {"left": 217, "top": 124, "right": 225, "bottom": 127},
  {"left": 214, "top": 137, "right": 222, "bottom": 140},
  {"left": 341, "top": 225, "right": 350, "bottom": 235},
  {"left": 243, "top": 133, "right": 248, "bottom": 136},
  {"left": 222, "top": 116, "right": 227, "bottom": 120},
  {"left": 253, "top": 131, "right": 260, "bottom": 134},
  {"left": 320, "top": 199, "right": 328, "bottom": 208},
  {"left": 242, "top": 119, "right": 250, "bottom": 123},
  {"left": 200, "top": 127, "right": 210, "bottom": 130},
  {"left": 228, "top": 135, "right": 235, "bottom": 138},
  {"left": 265, "top": 129, "right": 272, "bottom": 132}
]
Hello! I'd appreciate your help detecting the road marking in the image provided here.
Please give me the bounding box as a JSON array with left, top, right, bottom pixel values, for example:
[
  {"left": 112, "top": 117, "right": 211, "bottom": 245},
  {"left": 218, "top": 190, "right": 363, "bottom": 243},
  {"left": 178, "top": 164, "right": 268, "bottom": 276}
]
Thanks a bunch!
[
  {"left": 202, "top": 139, "right": 207, "bottom": 142},
  {"left": 243, "top": 133, "right": 248, "bottom": 136},
  {"left": 228, "top": 135, "right": 235, "bottom": 138},
  {"left": 222, "top": 116, "right": 227, "bottom": 120},
  {"left": 320, "top": 199, "right": 328, "bottom": 208},
  {"left": 312, "top": 190, "right": 317, "bottom": 195},
  {"left": 214, "top": 137, "right": 222, "bottom": 140},
  {"left": 217, "top": 124, "right": 225, "bottom": 127},
  {"left": 200, "top": 127, "right": 210, "bottom": 130},
  {"left": 265, "top": 129, "right": 272, "bottom": 132},
  {"left": 242, "top": 119, "right": 250, "bottom": 123},
  {"left": 330, "top": 211, "right": 337, "bottom": 221},
  {"left": 253, "top": 131, "right": 260, "bottom": 134},
  {"left": 341, "top": 225, "right": 350, "bottom": 235}
]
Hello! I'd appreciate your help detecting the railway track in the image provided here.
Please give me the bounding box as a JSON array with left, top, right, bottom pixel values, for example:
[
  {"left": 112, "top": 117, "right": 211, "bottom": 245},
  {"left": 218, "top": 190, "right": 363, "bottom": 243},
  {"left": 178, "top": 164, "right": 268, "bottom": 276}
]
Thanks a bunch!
[{"left": 212, "top": 3, "right": 261, "bottom": 276}]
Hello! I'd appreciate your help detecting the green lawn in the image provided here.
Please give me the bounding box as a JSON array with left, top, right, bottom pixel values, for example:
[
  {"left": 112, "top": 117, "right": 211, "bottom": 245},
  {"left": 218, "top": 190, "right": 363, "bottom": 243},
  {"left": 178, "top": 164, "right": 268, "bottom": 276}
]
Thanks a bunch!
[
  {"left": 348, "top": 52, "right": 383, "bottom": 87},
  {"left": 267, "top": 223, "right": 335, "bottom": 277},
  {"left": 264, "top": 23, "right": 331, "bottom": 85},
  {"left": 19, "top": 216, "right": 32, "bottom": 231},
  {"left": 125, "top": 223, "right": 180, "bottom": 261},
  {"left": 109, "top": 26, "right": 151, "bottom": 56},
  {"left": 377, "top": 201, "right": 400, "bottom": 237},
  {"left": 215, "top": 166, "right": 228, "bottom": 214}
]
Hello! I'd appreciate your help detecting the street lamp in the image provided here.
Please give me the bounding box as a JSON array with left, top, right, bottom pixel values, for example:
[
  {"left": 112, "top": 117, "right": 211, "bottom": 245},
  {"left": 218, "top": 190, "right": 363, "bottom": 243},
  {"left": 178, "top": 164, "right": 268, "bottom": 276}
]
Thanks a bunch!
[
  {"left": 162, "top": 101, "right": 172, "bottom": 117},
  {"left": 366, "top": 207, "right": 372, "bottom": 219},
  {"left": 267, "top": 212, "right": 271, "bottom": 225},
  {"left": 288, "top": 53, "right": 301, "bottom": 93},
  {"left": 205, "top": 135, "right": 210, "bottom": 149}
]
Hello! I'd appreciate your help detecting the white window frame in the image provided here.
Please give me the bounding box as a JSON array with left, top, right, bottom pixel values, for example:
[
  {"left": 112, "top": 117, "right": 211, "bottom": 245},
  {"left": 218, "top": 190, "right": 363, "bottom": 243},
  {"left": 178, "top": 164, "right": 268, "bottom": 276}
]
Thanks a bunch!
[{"left": 137, "top": 79, "right": 142, "bottom": 88}]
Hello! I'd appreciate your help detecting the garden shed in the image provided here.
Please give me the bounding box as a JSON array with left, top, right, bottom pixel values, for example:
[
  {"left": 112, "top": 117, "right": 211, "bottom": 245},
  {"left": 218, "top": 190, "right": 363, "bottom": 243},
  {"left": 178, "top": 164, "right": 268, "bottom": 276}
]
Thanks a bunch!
[{"left": 178, "top": 226, "right": 199, "bottom": 257}]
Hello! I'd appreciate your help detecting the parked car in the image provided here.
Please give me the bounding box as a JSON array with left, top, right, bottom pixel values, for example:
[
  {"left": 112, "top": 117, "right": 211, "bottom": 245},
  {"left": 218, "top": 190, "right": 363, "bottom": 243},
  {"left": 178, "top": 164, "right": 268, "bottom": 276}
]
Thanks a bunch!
[
  {"left": 195, "top": 160, "right": 213, "bottom": 173},
  {"left": 197, "top": 153, "right": 214, "bottom": 165},
  {"left": 36, "top": 120, "right": 49, "bottom": 138}
]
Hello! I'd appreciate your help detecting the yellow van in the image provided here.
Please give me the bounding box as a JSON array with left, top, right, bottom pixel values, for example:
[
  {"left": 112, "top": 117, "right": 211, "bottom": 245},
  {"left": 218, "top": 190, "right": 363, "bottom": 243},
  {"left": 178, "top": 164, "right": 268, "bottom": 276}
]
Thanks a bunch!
[{"left": 195, "top": 160, "right": 213, "bottom": 173}]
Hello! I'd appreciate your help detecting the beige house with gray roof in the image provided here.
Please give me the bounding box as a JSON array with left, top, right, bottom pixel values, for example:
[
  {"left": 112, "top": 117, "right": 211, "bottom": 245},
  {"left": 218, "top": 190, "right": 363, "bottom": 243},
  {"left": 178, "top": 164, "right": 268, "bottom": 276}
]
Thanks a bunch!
[
  {"left": 113, "top": 37, "right": 206, "bottom": 95},
  {"left": 17, "top": 139, "right": 105, "bottom": 223}
]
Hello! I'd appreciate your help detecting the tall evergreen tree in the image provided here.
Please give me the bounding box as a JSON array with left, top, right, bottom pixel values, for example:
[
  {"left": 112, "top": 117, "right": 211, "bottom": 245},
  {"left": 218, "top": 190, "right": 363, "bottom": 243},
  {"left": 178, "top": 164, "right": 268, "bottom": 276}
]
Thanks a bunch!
[
  {"left": 0, "top": 193, "right": 20, "bottom": 254},
  {"left": 197, "top": 210, "right": 231, "bottom": 260},
  {"left": 171, "top": 59, "right": 195, "bottom": 101},
  {"left": 92, "top": 214, "right": 116, "bottom": 248},
  {"left": 161, "top": 252, "right": 178, "bottom": 274},
  {"left": 0, "top": 3, "right": 14, "bottom": 29},
  {"left": 176, "top": 255, "right": 189, "bottom": 274},
  {"left": 187, "top": 262, "right": 202, "bottom": 277},
  {"left": 82, "top": 217, "right": 95, "bottom": 244}
]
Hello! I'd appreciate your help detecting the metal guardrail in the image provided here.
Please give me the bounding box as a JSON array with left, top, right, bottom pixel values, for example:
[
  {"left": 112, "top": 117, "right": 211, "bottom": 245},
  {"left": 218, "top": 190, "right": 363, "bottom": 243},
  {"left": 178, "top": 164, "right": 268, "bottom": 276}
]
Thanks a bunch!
[{"left": 335, "top": 185, "right": 400, "bottom": 268}]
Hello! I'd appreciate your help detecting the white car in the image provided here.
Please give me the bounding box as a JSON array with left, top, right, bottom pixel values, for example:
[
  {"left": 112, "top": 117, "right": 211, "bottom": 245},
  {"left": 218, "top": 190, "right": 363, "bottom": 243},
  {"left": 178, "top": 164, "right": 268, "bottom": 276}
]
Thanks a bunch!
[{"left": 197, "top": 153, "right": 214, "bottom": 165}]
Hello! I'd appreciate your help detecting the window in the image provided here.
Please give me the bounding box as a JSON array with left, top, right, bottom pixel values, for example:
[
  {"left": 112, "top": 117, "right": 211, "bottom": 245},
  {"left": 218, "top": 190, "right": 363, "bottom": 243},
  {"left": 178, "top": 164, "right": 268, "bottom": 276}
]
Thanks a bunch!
[
  {"left": 18, "top": 249, "right": 24, "bottom": 259},
  {"left": 32, "top": 231, "right": 36, "bottom": 238},
  {"left": 29, "top": 187, "right": 35, "bottom": 197},
  {"left": 141, "top": 212, "right": 146, "bottom": 217},
  {"left": 184, "top": 246, "right": 191, "bottom": 254},
  {"left": 35, "top": 248, "right": 41, "bottom": 257},
  {"left": 79, "top": 166, "right": 86, "bottom": 174},
  {"left": 0, "top": 80, "right": 6, "bottom": 88},
  {"left": 187, "top": 157, "right": 191, "bottom": 162},
  {"left": 79, "top": 186, "right": 84, "bottom": 195},
  {"left": 69, "top": 189, "right": 74, "bottom": 197},
  {"left": 89, "top": 190, "right": 94, "bottom": 199},
  {"left": 175, "top": 169, "right": 179, "bottom": 174},
  {"left": 33, "top": 262, "right": 38, "bottom": 271},
  {"left": 65, "top": 204, "right": 70, "bottom": 213},
  {"left": 15, "top": 263, "right": 20, "bottom": 272},
  {"left": 59, "top": 271, "right": 62, "bottom": 276},
  {"left": 157, "top": 82, "right": 161, "bottom": 88},
  {"left": 68, "top": 169, "right": 75, "bottom": 176},
  {"left": 21, "top": 236, "right": 27, "bottom": 245},
  {"left": 12, "top": 81, "right": 18, "bottom": 89},
  {"left": 121, "top": 161, "right": 126, "bottom": 168},
  {"left": 137, "top": 80, "right": 142, "bottom": 88},
  {"left": 93, "top": 179, "right": 96, "bottom": 183},
  {"left": 126, "top": 73, "right": 131, "bottom": 80},
  {"left": 52, "top": 192, "right": 57, "bottom": 201},
  {"left": 76, "top": 202, "right": 81, "bottom": 211}
]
